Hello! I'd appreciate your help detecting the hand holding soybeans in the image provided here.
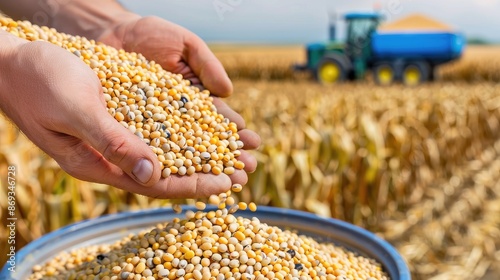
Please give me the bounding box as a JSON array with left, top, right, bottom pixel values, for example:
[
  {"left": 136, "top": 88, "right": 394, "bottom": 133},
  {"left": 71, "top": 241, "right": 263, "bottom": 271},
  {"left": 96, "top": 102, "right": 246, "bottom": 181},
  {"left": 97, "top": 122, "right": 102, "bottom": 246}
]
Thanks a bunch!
[
  {"left": 98, "top": 14, "right": 261, "bottom": 188},
  {"left": 0, "top": 3, "right": 260, "bottom": 198}
]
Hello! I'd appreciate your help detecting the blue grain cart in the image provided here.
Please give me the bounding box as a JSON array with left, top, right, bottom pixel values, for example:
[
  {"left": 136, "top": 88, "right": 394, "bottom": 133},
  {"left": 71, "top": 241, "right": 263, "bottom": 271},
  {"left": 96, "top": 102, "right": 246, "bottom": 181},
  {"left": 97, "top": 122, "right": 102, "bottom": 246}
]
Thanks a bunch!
[{"left": 295, "top": 13, "right": 465, "bottom": 85}]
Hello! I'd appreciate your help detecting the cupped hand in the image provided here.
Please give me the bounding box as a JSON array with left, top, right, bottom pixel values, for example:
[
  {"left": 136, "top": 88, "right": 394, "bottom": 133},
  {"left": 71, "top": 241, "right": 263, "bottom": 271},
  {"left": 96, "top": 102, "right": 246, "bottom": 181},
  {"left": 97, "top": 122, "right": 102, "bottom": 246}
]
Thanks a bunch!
[
  {"left": 99, "top": 15, "right": 261, "bottom": 190},
  {"left": 0, "top": 40, "right": 256, "bottom": 198}
]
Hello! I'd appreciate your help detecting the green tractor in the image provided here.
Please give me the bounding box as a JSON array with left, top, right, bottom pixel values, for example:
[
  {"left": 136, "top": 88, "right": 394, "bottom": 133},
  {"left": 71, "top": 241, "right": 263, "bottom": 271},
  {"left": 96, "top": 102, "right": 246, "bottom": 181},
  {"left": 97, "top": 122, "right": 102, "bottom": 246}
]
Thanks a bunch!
[{"left": 295, "top": 13, "right": 464, "bottom": 85}]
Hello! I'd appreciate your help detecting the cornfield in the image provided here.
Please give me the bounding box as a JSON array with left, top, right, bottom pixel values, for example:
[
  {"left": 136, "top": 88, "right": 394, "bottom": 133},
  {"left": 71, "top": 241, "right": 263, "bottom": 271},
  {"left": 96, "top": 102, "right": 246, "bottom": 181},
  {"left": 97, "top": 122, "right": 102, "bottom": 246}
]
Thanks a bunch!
[{"left": 1, "top": 45, "right": 500, "bottom": 280}]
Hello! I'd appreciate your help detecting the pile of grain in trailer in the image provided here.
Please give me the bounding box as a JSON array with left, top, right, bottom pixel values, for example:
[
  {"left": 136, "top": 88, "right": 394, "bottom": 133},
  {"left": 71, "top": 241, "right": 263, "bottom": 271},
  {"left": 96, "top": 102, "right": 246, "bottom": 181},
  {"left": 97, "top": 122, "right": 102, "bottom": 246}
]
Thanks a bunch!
[{"left": 378, "top": 14, "right": 453, "bottom": 32}]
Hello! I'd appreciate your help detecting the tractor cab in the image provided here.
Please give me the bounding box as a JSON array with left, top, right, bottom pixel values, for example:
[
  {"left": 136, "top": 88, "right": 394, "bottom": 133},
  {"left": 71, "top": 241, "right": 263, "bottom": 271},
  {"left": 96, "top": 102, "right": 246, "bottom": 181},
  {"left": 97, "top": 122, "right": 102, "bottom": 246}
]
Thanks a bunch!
[
  {"left": 316, "top": 12, "right": 382, "bottom": 83},
  {"left": 344, "top": 13, "right": 382, "bottom": 72},
  {"left": 295, "top": 12, "right": 383, "bottom": 84}
]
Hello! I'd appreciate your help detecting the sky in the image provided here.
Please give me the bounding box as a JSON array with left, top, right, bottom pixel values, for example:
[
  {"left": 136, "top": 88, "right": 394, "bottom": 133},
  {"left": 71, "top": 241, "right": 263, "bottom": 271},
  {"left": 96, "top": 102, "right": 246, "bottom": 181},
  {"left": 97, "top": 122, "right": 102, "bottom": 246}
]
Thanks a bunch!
[{"left": 119, "top": 0, "right": 500, "bottom": 44}]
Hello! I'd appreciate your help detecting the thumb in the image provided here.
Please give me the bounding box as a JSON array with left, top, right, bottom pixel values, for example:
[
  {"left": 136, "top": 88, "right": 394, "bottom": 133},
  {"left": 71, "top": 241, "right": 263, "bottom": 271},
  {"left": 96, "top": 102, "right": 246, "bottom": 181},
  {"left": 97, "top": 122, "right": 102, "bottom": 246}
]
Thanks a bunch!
[{"left": 76, "top": 110, "right": 161, "bottom": 187}]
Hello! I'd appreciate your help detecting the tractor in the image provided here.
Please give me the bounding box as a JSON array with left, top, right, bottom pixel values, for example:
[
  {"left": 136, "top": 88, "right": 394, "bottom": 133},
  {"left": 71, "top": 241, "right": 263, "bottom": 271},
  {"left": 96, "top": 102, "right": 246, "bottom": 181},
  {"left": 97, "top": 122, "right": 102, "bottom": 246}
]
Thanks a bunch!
[{"left": 294, "top": 13, "right": 464, "bottom": 85}]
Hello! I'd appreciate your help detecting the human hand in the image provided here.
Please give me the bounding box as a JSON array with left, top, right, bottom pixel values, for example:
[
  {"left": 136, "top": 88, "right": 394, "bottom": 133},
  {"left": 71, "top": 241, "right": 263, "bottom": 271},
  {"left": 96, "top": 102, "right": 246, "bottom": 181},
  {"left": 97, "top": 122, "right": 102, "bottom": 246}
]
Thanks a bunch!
[
  {"left": 0, "top": 39, "right": 255, "bottom": 198},
  {"left": 99, "top": 15, "right": 261, "bottom": 186}
]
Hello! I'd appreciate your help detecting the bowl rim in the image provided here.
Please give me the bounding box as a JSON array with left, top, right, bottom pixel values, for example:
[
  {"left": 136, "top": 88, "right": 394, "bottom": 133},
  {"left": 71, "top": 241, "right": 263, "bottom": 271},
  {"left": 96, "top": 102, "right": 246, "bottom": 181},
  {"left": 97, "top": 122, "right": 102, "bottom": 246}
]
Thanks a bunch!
[{"left": 1, "top": 205, "right": 410, "bottom": 280}]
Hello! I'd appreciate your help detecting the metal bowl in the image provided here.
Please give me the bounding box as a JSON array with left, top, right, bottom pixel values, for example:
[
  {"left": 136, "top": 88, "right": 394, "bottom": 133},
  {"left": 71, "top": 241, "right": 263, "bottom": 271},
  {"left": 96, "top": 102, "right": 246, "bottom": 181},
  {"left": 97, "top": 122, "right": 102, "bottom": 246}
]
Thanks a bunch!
[{"left": 1, "top": 206, "right": 410, "bottom": 279}]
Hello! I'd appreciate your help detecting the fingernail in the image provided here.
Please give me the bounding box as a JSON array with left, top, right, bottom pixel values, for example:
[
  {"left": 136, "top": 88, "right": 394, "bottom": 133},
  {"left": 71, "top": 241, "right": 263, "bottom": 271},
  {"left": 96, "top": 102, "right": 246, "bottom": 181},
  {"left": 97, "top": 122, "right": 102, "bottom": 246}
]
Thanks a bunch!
[{"left": 132, "top": 159, "right": 153, "bottom": 184}]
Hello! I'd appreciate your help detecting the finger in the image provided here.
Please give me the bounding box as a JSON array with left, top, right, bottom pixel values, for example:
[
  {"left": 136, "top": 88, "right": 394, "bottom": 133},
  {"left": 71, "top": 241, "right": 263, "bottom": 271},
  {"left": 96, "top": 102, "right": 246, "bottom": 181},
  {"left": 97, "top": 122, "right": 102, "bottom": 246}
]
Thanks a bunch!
[
  {"left": 113, "top": 173, "right": 231, "bottom": 199},
  {"left": 47, "top": 134, "right": 233, "bottom": 198},
  {"left": 212, "top": 98, "right": 261, "bottom": 149},
  {"left": 48, "top": 135, "right": 127, "bottom": 183},
  {"left": 184, "top": 33, "right": 233, "bottom": 97},
  {"left": 237, "top": 129, "right": 261, "bottom": 150},
  {"left": 75, "top": 108, "right": 161, "bottom": 187},
  {"left": 212, "top": 97, "right": 245, "bottom": 128},
  {"left": 236, "top": 150, "right": 258, "bottom": 173},
  {"left": 228, "top": 169, "right": 248, "bottom": 186},
  {"left": 150, "top": 173, "right": 232, "bottom": 199},
  {"left": 33, "top": 130, "right": 134, "bottom": 186}
]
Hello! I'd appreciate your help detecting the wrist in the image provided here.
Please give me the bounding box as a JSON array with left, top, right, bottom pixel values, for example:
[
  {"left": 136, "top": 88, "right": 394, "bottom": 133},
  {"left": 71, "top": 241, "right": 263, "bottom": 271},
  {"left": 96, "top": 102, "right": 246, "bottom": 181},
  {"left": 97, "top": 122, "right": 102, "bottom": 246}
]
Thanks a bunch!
[
  {"left": 0, "top": 29, "right": 28, "bottom": 110},
  {"left": 51, "top": 0, "right": 140, "bottom": 45}
]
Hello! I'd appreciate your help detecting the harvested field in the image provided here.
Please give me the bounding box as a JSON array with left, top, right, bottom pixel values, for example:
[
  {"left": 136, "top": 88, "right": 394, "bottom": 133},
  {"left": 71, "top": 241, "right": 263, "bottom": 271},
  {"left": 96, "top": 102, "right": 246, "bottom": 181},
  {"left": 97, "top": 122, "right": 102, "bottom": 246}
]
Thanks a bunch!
[
  {"left": 211, "top": 44, "right": 306, "bottom": 81},
  {"left": 440, "top": 46, "right": 500, "bottom": 82}
]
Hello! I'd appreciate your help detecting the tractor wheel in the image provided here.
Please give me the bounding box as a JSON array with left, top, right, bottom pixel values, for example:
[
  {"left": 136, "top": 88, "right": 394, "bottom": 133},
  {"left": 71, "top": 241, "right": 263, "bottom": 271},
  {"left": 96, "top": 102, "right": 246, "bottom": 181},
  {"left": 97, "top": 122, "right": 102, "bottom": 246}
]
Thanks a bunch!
[
  {"left": 402, "top": 61, "right": 430, "bottom": 86},
  {"left": 373, "top": 63, "right": 396, "bottom": 86},
  {"left": 316, "top": 56, "right": 348, "bottom": 84}
]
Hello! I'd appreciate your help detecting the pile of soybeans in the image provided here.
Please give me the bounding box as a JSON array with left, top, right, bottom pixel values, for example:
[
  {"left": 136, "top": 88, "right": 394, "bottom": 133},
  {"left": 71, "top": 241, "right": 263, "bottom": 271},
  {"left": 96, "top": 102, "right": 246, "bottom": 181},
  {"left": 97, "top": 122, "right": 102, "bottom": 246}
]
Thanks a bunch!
[
  {"left": 0, "top": 16, "right": 245, "bottom": 178},
  {"left": 2, "top": 16, "right": 390, "bottom": 280},
  {"left": 28, "top": 206, "right": 389, "bottom": 280}
]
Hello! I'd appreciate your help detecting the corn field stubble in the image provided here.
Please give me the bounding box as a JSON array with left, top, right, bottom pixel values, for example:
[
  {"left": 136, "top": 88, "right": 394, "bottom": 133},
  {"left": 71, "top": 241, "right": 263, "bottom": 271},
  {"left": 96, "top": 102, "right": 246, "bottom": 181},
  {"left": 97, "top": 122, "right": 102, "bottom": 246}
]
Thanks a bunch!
[{"left": 1, "top": 45, "right": 500, "bottom": 279}]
